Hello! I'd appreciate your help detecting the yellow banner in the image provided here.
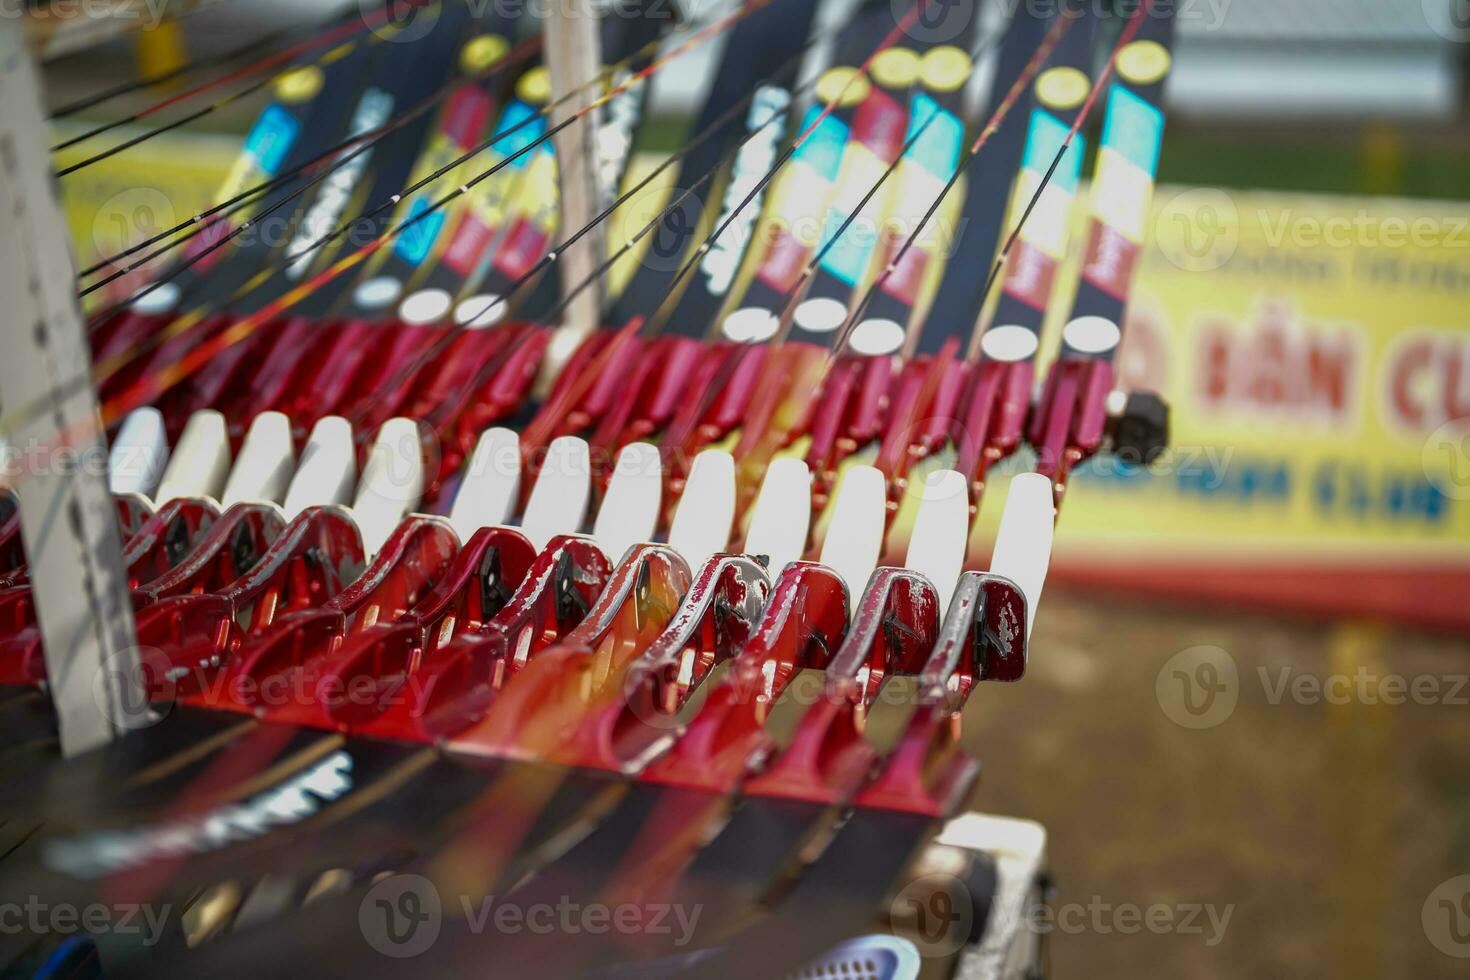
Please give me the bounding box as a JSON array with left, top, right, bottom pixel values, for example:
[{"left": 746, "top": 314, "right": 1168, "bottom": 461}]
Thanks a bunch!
[{"left": 1011, "top": 188, "right": 1470, "bottom": 627}]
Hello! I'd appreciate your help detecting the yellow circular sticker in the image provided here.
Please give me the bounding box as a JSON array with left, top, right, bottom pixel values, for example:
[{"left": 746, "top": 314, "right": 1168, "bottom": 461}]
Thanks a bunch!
[
  {"left": 919, "top": 46, "right": 972, "bottom": 93},
  {"left": 816, "top": 66, "right": 871, "bottom": 107},
  {"left": 1116, "top": 40, "right": 1171, "bottom": 85},
  {"left": 274, "top": 66, "right": 324, "bottom": 104},
  {"left": 462, "top": 34, "right": 509, "bottom": 74},
  {"left": 871, "top": 48, "right": 920, "bottom": 89},
  {"left": 517, "top": 67, "right": 551, "bottom": 105},
  {"left": 1035, "top": 66, "right": 1089, "bottom": 110}
]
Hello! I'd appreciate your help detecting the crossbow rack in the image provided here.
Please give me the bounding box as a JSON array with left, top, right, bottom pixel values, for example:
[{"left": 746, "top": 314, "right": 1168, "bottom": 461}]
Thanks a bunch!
[{"left": 0, "top": 0, "right": 1174, "bottom": 975}]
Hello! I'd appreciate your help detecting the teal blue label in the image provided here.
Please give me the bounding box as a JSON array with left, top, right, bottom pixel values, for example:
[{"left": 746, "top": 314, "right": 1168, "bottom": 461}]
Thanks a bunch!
[
  {"left": 792, "top": 106, "right": 848, "bottom": 183},
  {"left": 1022, "top": 109, "right": 1084, "bottom": 195},
  {"left": 817, "top": 206, "right": 875, "bottom": 286},
  {"left": 393, "top": 197, "right": 446, "bottom": 265},
  {"left": 906, "top": 93, "right": 963, "bottom": 178},
  {"left": 493, "top": 101, "right": 546, "bottom": 167},
  {"left": 1101, "top": 85, "right": 1164, "bottom": 175},
  {"left": 243, "top": 104, "right": 298, "bottom": 176}
]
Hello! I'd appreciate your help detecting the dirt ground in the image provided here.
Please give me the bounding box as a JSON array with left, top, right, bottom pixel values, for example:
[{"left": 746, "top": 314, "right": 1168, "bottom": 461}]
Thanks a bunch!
[{"left": 954, "top": 589, "right": 1470, "bottom": 978}]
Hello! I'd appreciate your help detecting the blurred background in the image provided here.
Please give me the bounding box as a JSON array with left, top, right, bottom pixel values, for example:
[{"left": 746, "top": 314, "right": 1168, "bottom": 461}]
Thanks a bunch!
[{"left": 30, "top": 0, "right": 1470, "bottom": 976}]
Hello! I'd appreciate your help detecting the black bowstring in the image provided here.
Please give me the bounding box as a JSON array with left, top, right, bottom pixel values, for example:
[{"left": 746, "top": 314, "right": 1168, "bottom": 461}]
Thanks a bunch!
[
  {"left": 88, "top": 3, "right": 764, "bottom": 382},
  {"left": 49, "top": 21, "right": 294, "bottom": 120},
  {"left": 50, "top": 3, "right": 377, "bottom": 161},
  {"left": 337, "top": 35, "right": 826, "bottom": 432},
  {"left": 56, "top": 72, "right": 279, "bottom": 176},
  {"left": 79, "top": 36, "right": 546, "bottom": 298}
]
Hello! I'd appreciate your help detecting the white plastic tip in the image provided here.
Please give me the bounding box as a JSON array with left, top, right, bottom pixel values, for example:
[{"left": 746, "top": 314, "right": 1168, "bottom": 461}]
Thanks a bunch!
[
  {"left": 154, "top": 409, "right": 230, "bottom": 504},
  {"left": 817, "top": 465, "right": 888, "bottom": 605},
  {"left": 282, "top": 416, "right": 357, "bottom": 519},
  {"left": 519, "top": 435, "right": 592, "bottom": 552},
  {"left": 448, "top": 427, "right": 522, "bottom": 542},
  {"left": 668, "top": 450, "right": 736, "bottom": 575},
  {"left": 904, "top": 468, "right": 970, "bottom": 616},
  {"left": 109, "top": 407, "right": 168, "bottom": 497},
  {"left": 792, "top": 297, "right": 847, "bottom": 334},
  {"left": 399, "top": 288, "right": 453, "bottom": 326},
  {"left": 591, "top": 442, "right": 662, "bottom": 564},
  {"left": 989, "top": 473, "right": 1055, "bottom": 640},
  {"left": 222, "top": 412, "right": 296, "bottom": 507},
  {"left": 742, "top": 457, "right": 811, "bottom": 575},
  {"left": 353, "top": 417, "right": 425, "bottom": 557},
  {"left": 455, "top": 294, "right": 507, "bottom": 329}
]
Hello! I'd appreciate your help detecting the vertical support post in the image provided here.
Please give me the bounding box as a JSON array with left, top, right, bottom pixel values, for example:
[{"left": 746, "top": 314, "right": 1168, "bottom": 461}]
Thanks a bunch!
[
  {"left": 0, "top": 19, "right": 143, "bottom": 755},
  {"left": 538, "top": 0, "right": 605, "bottom": 390}
]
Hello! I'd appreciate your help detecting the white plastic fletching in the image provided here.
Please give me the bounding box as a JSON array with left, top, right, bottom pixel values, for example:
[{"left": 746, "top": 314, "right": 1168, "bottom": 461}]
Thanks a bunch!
[
  {"left": 591, "top": 442, "right": 662, "bottom": 564},
  {"left": 742, "top": 457, "right": 811, "bottom": 574},
  {"left": 154, "top": 410, "right": 230, "bottom": 504},
  {"left": 817, "top": 465, "right": 887, "bottom": 604},
  {"left": 222, "top": 411, "right": 295, "bottom": 506},
  {"left": 904, "top": 468, "right": 969, "bottom": 616},
  {"left": 108, "top": 406, "right": 168, "bottom": 497},
  {"left": 282, "top": 415, "right": 357, "bottom": 518},
  {"left": 989, "top": 472, "right": 1055, "bottom": 639},
  {"left": 519, "top": 435, "right": 591, "bottom": 552},
  {"left": 448, "top": 427, "right": 521, "bottom": 541},
  {"left": 668, "top": 449, "right": 736, "bottom": 574},
  {"left": 352, "top": 417, "right": 424, "bottom": 557}
]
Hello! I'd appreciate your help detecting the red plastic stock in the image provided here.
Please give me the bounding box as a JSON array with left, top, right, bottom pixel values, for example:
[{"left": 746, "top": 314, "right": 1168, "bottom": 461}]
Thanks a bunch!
[
  {"left": 450, "top": 544, "right": 692, "bottom": 762},
  {"left": 1030, "top": 357, "right": 1113, "bottom": 504},
  {"left": 856, "top": 571, "right": 1027, "bottom": 817},
  {"left": 741, "top": 566, "right": 940, "bottom": 805},
  {"left": 359, "top": 533, "right": 613, "bottom": 743}
]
